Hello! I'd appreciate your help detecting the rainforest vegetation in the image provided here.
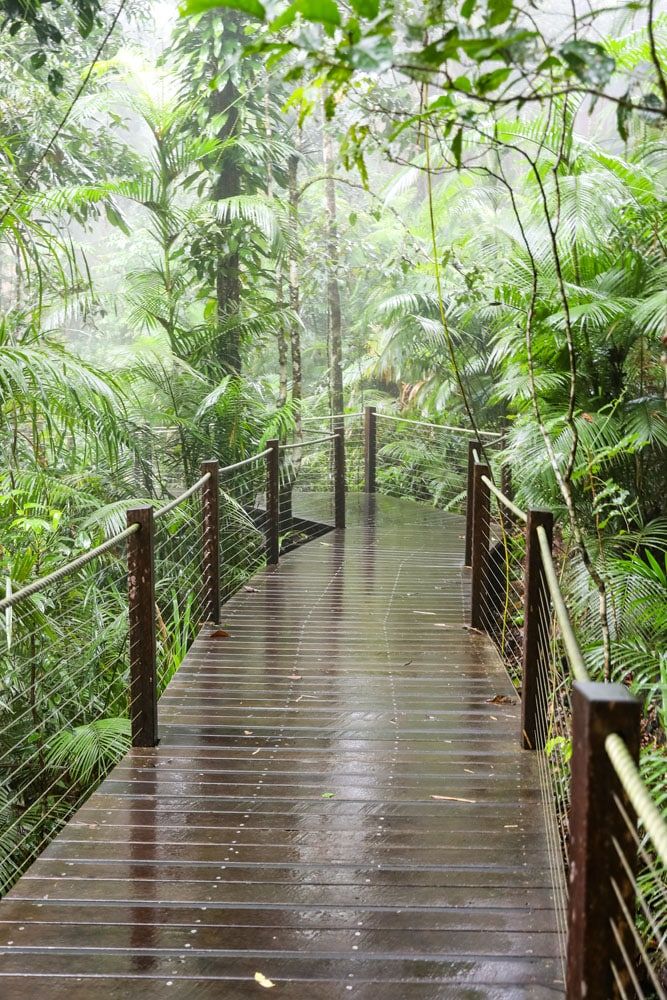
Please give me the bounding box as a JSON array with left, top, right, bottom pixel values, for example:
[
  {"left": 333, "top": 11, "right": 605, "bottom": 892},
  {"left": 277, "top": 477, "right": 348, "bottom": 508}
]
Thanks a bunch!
[{"left": 0, "top": 0, "right": 665, "bottom": 950}]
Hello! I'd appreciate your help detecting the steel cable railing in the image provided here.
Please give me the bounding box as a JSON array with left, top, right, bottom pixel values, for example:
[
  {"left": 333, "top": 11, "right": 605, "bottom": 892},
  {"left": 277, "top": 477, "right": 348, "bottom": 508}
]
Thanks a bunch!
[
  {"left": 374, "top": 412, "right": 498, "bottom": 513},
  {"left": 300, "top": 412, "right": 364, "bottom": 490},
  {"left": 279, "top": 433, "right": 338, "bottom": 537},
  {"left": 219, "top": 450, "right": 270, "bottom": 602},
  {"left": 0, "top": 532, "right": 134, "bottom": 894},
  {"left": 0, "top": 442, "right": 299, "bottom": 897},
  {"left": 477, "top": 472, "right": 527, "bottom": 684},
  {"left": 467, "top": 445, "right": 667, "bottom": 999}
]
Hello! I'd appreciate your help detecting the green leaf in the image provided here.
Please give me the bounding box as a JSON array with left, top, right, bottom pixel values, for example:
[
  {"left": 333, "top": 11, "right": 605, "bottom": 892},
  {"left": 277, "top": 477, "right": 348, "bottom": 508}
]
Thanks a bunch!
[
  {"left": 272, "top": 0, "right": 340, "bottom": 28},
  {"left": 30, "top": 50, "right": 47, "bottom": 70},
  {"left": 105, "top": 203, "right": 131, "bottom": 236},
  {"left": 559, "top": 40, "right": 615, "bottom": 87},
  {"left": 487, "top": 0, "right": 513, "bottom": 27},
  {"left": 47, "top": 68, "right": 64, "bottom": 94},
  {"left": 477, "top": 66, "right": 511, "bottom": 93},
  {"left": 451, "top": 126, "right": 463, "bottom": 169},
  {"left": 453, "top": 75, "right": 472, "bottom": 93},
  {"left": 616, "top": 93, "right": 631, "bottom": 141},
  {"left": 298, "top": 0, "right": 341, "bottom": 25},
  {"left": 461, "top": 0, "right": 476, "bottom": 17},
  {"left": 179, "top": 0, "right": 267, "bottom": 20},
  {"left": 350, "top": 0, "right": 379, "bottom": 16}
]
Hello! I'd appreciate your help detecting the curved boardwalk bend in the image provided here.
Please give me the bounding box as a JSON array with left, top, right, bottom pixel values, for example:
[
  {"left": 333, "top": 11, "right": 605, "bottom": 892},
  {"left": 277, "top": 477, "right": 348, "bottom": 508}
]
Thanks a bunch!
[{"left": 0, "top": 491, "right": 566, "bottom": 998}]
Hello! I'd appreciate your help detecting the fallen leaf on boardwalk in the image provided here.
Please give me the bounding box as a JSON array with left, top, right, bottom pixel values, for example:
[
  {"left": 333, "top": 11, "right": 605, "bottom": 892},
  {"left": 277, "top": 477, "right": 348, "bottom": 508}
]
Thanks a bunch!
[
  {"left": 402, "top": 659, "right": 413, "bottom": 667},
  {"left": 289, "top": 673, "right": 302, "bottom": 680},
  {"left": 413, "top": 610, "right": 435, "bottom": 615},
  {"left": 462, "top": 625, "right": 484, "bottom": 634},
  {"left": 430, "top": 794, "right": 477, "bottom": 803},
  {"left": 244, "top": 586, "right": 259, "bottom": 593},
  {"left": 209, "top": 629, "right": 231, "bottom": 639},
  {"left": 321, "top": 791, "right": 335, "bottom": 799},
  {"left": 486, "top": 694, "right": 516, "bottom": 705},
  {"left": 251, "top": 749, "right": 261, "bottom": 755},
  {"left": 463, "top": 768, "right": 475, "bottom": 774},
  {"left": 244, "top": 730, "right": 254, "bottom": 736},
  {"left": 433, "top": 623, "right": 456, "bottom": 629},
  {"left": 254, "top": 972, "right": 275, "bottom": 988},
  {"left": 489, "top": 715, "right": 498, "bottom": 721}
]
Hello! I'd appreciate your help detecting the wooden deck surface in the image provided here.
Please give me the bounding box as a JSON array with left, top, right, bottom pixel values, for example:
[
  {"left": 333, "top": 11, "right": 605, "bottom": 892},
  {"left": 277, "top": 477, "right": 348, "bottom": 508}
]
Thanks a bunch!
[{"left": 0, "top": 493, "right": 565, "bottom": 998}]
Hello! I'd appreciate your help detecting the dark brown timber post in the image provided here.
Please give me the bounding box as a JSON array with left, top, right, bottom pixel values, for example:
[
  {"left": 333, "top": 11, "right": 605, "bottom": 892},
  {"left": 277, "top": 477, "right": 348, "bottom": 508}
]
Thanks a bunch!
[
  {"left": 201, "top": 460, "right": 220, "bottom": 623},
  {"left": 127, "top": 505, "right": 158, "bottom": 747},
  {"left": 364, "top": 406, "right": 376, "bottom": 493},
  {"left": 566, "top": 682, "right": 641, "bottom": 1000},
  {"left": 464, "top": 440, "right": 478, "bottom": 567},
  {"left": 334, "top": 428, "right": 346, "bottom": 529},
  {"left": 266, "top": 439, "right": 280, "bottom": 566},
  {"left": 521, "top": 508, "right": 553, "bottom": 750},
  {"left": 470, "top": 460, "right": 490, "bottom": 630}
]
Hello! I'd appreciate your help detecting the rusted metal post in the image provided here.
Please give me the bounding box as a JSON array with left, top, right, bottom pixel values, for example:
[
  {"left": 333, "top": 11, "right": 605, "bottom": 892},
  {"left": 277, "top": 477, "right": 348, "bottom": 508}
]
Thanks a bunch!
[
  {"left": 266, "top": 438, "right": 280, "bottom": 566},
  {"left": 464, "top": 440, "right": 478, "bottom": 567},
  {"left": 127, "top": 505, "right": 158, "bottom": 748},
  {"left": 334, "top": 428, "right": 346, "bottom": 529},
  {"left": 201, "top": 460, "right": 220, "bottom": 623},
  {"left": 364, "top": 405, "right": 376, "bottom": 494},
  {"left": 521, "top": 508, "right": 553, "bottom": 750},
  {"left": 566, "top": 682, "right": 641, "bottom": 1000},
  {"left": 470, "top": 460, "right": 490, "bottom": 630}
]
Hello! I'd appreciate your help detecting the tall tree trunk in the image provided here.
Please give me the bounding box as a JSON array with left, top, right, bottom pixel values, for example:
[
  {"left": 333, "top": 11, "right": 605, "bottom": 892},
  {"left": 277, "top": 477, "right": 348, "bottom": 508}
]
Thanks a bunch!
[
  {"left": 266, "top": 92, "right": 288, "bottom": 406},
  {"left": 214, "top": 75, "right": 242, "bottom": 373},
  {"left": 277, "top": 268, "right": 288, "bottom": 406},
  {"left": 287, "top": 152, "right": 302, "bottom": 434},
  {"left": 322, "top": 100, "right": 344, "bottom": 430}
]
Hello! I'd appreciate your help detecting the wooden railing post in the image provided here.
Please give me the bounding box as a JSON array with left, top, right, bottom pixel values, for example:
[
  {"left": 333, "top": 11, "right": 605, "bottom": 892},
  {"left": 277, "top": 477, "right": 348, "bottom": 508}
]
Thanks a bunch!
[
  {"left": 464, "top": 440, "right": 478, "bottom": 567},
  {"left": 127, "top": 505, "right": 158, "bottom": 748},
  {"left": 201, "top": 460, "right": 220, "bottom": 623},
  {"left": 521, "top": 508, "right": 553, "bottom": 750},
  {"left": 266, "top": 439, "right": 280, "bottom": 566},
  {"left": 334, "top": 428, "right": 346, "bottom": 529},
  {"left": 470, "top": 460, "right": 490, "bottom": 630},
  {"left": 566, "top": 682, "right": 641, "bottom": 1000},
  {"left": 364, "top": 405, "right": 376, "bottom": 494}
]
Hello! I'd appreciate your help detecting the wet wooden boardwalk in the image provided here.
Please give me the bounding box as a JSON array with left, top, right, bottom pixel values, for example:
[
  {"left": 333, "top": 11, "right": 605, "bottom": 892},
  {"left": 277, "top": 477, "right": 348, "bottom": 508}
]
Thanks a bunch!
[{"left": 0, "top": 494, "right": 565, "bottom": 998}]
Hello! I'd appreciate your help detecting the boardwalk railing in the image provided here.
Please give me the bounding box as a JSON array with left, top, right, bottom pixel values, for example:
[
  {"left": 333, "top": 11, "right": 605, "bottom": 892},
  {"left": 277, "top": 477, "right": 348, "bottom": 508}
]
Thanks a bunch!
[
  {"left": 1, "top": 408, "right": 665, "bottom": 1000},
  {"left": 0, "top": 434, "right": 343, "bottom": 892},
  {"left": 461, "top": 438, "right": 667, "bottom": 1000}
]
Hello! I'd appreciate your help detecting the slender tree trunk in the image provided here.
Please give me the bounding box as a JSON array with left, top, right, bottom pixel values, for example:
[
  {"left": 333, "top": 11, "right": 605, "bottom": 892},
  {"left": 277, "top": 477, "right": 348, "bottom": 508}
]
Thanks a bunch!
[
  {"left": 287, "top": 152, "right": 302, "bottom": 434},
  {"left": 214, "top": 75, "right": 242, "bottom": 374},
  {"left": 265, "top": 92, "right": 288, "bottom": 406},
  {"left": 322, "top": 100, "right": 344, "bottom": 429},
  {"left": 277, "top": 268, "right": 288, "bottom": 406}
]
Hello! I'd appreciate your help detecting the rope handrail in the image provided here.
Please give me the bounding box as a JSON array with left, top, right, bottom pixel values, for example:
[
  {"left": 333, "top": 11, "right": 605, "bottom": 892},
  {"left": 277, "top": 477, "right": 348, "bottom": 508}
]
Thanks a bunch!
[
  {"left": 2, "top": 447, "right": 274, "bottom": 612},
  {"left": 280, "top": 434, "right": 337, "bottom": 452},
  {"left": 154, "top": 471, "right": 211, "bottom": 519},
  {"left": 606, "top": 733, "right": 667, "bottom": 867},
  {"left": 536, "top": 524, "right": 590, "bottom": 683},
  {"left": 0, "top": 524, "right": 140, "bottom": 612},
  {"left": 481, "top": 475, "right": 528, "bottom": 524},
  {"left": 219, "top": 448, "right": 272, "bottom": 475},
  {"left": 375, "top": 412, "right": 502, "bottom": 439},
  {"left": 301, "top": 412, "right": 363, "bottom": 422}
]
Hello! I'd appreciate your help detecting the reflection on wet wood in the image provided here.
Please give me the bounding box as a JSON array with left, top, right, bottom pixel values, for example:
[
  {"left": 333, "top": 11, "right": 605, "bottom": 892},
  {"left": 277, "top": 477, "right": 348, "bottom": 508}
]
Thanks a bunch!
[{"left": 0, "top": 494, "right": 565, "bottom": 997}]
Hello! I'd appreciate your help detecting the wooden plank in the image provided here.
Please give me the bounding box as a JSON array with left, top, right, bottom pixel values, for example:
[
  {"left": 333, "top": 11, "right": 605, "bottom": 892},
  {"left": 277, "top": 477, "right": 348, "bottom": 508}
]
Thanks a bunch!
[{"left": 0, "top": 493, "right": 565, "bottom": 997}]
